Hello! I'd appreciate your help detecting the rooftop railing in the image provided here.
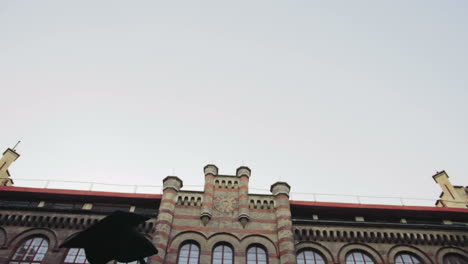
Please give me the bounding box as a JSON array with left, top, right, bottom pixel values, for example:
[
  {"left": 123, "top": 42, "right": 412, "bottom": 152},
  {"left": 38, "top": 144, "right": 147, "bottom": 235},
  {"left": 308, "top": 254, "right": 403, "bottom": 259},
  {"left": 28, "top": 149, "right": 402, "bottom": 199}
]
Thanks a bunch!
[{"left": 9, "top": 178, "right": 461, "bottom": 207}]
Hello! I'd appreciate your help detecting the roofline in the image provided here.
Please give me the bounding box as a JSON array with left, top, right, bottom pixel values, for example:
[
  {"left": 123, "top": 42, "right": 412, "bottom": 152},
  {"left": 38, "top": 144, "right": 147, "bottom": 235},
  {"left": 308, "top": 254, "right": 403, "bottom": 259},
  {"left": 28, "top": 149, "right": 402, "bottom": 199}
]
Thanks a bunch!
[
  {"left": 0, "top": 186, "right": 162, "bottom": 200},
  {"left": 290, "top": 200, "right": 468, "bottom": 213}
]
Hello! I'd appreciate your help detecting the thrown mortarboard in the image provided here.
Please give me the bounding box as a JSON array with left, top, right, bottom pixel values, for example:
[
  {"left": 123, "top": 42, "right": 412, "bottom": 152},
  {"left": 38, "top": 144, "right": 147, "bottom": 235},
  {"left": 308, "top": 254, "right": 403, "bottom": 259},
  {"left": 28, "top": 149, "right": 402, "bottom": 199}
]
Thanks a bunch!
[{"left": 60, "top": 211, "right": 158, "bottom": 264}]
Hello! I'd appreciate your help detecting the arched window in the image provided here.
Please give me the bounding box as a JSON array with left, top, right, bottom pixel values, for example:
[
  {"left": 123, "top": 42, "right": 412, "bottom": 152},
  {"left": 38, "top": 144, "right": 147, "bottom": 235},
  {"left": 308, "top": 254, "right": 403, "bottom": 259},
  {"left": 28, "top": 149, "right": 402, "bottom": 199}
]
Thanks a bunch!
[
  {"left": 9, "top": 237, "right": 49, "bottom": 264},
  {"left": 297, "top": 249, "right": 326, "bottom": 264},
  {"left": 443, "top": 254, "right": 468, "bottom": 264},
  {"left": 247, "top": 245, "right": 268, "bottom": 264},
  {"left": 395, "top": 253, "right": 422, "bottom": 264},
  {"left": 346, "top": 251, "right": 375, "bottom": 264},
  {"left": 63, "top": 248, "right": 89, "bottom": 263},
  {"left": 178, "top": 242, "right": 200, "bottom": 264},
  {"left": 212, "top": 244, "right": 233, "bottom": 264}
]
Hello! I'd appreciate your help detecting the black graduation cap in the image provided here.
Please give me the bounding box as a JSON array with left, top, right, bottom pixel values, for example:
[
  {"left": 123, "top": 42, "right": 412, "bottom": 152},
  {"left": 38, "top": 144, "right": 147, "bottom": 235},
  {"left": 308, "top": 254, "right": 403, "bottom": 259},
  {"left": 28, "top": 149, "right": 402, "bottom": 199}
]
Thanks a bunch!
[{"left": 60, "top": 211, "right": 158, "bottom": 264}]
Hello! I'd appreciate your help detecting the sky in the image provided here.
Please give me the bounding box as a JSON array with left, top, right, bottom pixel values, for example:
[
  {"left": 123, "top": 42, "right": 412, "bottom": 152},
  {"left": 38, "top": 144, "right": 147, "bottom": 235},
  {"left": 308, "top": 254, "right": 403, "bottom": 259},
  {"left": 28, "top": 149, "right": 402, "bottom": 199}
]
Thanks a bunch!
[{"left": 1, "top": 1, "right": 467, "bottom": 205}]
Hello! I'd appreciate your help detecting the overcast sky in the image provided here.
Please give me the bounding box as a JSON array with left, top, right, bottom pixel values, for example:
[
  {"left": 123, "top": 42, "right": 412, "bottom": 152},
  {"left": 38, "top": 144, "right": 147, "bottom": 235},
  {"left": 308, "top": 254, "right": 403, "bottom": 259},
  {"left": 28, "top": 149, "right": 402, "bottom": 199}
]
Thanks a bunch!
[{"left": 1, "top": 1, "right": 467, "bottom": 205}]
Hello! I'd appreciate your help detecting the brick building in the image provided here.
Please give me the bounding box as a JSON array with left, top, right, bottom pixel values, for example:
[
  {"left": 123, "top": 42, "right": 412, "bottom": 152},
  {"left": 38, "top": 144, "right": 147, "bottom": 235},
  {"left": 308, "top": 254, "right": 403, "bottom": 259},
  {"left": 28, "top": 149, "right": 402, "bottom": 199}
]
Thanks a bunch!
[{"left": 0, "top": 148, "right": 467, "bottom": 264}]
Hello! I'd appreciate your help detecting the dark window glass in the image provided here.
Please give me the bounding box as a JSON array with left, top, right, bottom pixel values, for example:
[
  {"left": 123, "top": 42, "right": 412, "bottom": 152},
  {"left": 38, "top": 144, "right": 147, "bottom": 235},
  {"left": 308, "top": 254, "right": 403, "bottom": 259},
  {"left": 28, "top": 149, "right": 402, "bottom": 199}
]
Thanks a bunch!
[
  {"left": 92, "top": 204, "right": 130, "bottom": 213},
  {"left": 247, "top": 245, "right": 267, "bottom": 264},
  {"left": 44, "top": 203, "right": 83, "bottom": 210},
  {"left": 134, "top": 207, "right": 157, "bottom": 216},
  {"left": 63, "top": 248, "right": 89, "bottom": 263},
  {"left": 0, "top": 200, "right": 39, "bottom": 208},
  {"left": 345, "top": 251, "right": 375, "bottom": 264},
  {"left": 297, "top": 250, "right": 325, "bottom": 264},
  {"left": 178, "top": 242, "right": 200, "bottom": 264},
  {"left": 212, "top": 244, "right": 233, "bottom": 264},
  {"left": 9, "top": 237, "right": 48, "bottom": 264},
  {"left": 443, "top": 254, "right": 468, "bottom": 264},
  {"left": 395, "top": 253, "right": 422, "bottom": 264}
]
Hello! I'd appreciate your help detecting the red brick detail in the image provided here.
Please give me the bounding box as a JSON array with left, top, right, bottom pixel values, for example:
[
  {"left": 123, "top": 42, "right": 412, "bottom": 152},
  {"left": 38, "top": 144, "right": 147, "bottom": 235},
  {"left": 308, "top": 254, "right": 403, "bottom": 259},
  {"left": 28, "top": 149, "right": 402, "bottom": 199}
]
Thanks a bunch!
[
  {"left": 168, "top": 248, "right": 178, "bottom": 253},
  {"left": 161, "top": 199, "right": 176, "bottom": 205},
  {"left": 239, "top": 185, "right": 248, "bottom": 190},
  {"left": 155, "top": 219, "right": 172, "bottom": 225},
  {"left": 200, "top": 250, "right": 212, "bottom": 255},
  {"left": 155, "top": 230, "right": 170, "bottom": 239},
  {"left": 175, "top": 204, "right": 202, "bottom": 208},
  {"left": 275, "top": 205, "right": 290, "bottom": 210},
  {"left": 279, "top": 249, "right": 296, "bottom": 256},
  {"left": 205, "top": 174, "right": 215, "bottom": 179},
  {"left": 249, "top": 208, "right": 275, "bottom": 212},
  {"left": 0, "top": 186, "right": 163, "bottom": 200},
  {"left": 214, "top": 188, "right": 239, "bottom": 192},
  {"left": 159, "top": 209, "right": 175, "bottom": 216},
  {"left": 172, "top": 225, "right": 277, "bottom": 234},
  {"left": 153, "top": 255, "right": 164, "bottom": 262},
  {"left": 238, "top": 204, "right": 249, "bottom": 209},
  {"left": 277, "top": 215, "right": 292, "bottom": 221},
  {"left": 205, "top": 183, "right": 215, "bottom": 189},
  {"left": 202, "top": 201, "right": 213, "bottom": 207},
  {"left": 275, "top": 194, "right": 289, "bottom": 200},
  {"left": 155, "top": 243, "right": 167, "bottom": 250},
  {"left": 239, "top": 194, "right": 248, "bottom": 199},
  {"left": 173, "top": 214, "right": 277, "bottom": 223},
  {"left": 278, "top": 236, "right": 295, "bottom": 244},
  {"left": 204, "top": 192, "right": 214, "bottom": 198},
  {"left": 277, "top": 225, "right": 292, "bottom": 232},
  {"left": 164, "top": 189, "right": 177, "bottom": 195},
  {"left": 289, "top": 199, "right": 468, "bottom": 213}
]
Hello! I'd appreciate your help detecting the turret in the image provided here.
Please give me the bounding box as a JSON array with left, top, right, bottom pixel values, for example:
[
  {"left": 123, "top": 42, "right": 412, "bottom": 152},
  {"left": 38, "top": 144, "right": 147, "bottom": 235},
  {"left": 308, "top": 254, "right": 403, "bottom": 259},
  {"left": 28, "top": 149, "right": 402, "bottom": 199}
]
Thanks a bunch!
[
  {"left": 236, "top": 166, "right": 251, "bottom": 227},
  {"left": 200, "top": 164, "right": 218, "bottom": 225},
  {"left": 153, "top": 176, "right": 183, "bottom": 264},
  {"left": 271, "top": 181, "right": 297, "bottom": 264}
]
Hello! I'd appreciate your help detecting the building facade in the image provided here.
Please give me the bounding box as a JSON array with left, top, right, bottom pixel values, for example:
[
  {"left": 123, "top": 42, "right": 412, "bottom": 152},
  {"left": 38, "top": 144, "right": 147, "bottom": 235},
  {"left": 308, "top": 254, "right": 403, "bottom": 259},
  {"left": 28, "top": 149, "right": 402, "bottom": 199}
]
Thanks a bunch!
[{"left": 0, "top": 148, "right": 467, "bottom": 264}]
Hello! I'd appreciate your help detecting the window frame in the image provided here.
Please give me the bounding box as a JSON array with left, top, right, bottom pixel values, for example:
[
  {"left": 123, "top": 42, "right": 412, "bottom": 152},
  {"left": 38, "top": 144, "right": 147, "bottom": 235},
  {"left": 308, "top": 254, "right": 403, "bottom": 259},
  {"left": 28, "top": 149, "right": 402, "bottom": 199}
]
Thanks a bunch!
[
  {"left": 297, "top": 249, "right": 326, "bottom": 264},
  {"left": 395, "top": 252, "right": 423, "bottom": 264},
  {"left": 443, "top": 253, "right": 468, "bottom": 264},
  {"left": 212, "top": 243, "right": 234, "bottom": 264},
  {"left": 9, "top": 236, "right": 49, "bottom": 264},
  {"left": 246, "top": 244, "right": 268, "bottom": 264},
  {"left": 177, "top": 241, "right": 201, "bottom": 264},
  {"left": 62, "top": 248, "right": 89, "bottom": 264},
  {"left": 345, "top": 250, "right": 376, "bottom": 264}
]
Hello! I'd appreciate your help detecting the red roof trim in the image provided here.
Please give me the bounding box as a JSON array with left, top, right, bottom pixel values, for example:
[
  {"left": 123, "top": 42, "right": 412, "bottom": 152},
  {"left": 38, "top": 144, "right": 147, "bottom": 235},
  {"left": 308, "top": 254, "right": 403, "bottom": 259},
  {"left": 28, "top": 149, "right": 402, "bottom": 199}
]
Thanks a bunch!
[
  {"left": 290, "top": 200, "right": 468, "bottom": 213},
  {"left": 0, "top": 186, "right": 162, "bottom": 199}
]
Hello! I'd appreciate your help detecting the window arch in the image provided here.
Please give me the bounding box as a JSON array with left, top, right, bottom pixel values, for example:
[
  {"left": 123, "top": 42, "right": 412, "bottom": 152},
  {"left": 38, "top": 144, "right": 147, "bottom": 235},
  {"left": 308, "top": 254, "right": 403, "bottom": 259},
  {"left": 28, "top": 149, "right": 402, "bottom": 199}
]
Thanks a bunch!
[
  {"left": 212, "top": 243, "right": 233, "bottom": 264},
  {"left": 443, "top": 254, "right": 468, "bottom": 264},
  {"left": 247, "top": 245, "right": 268, "bottom": 264},
  {"left": 63, "top": 248, "right": 89, "bottom": 263},
  {"left": 9, "top": 237, "right": 49, "bottom": 264},
  {"left": 346, "top": 250, "right": 375, "bottom": 264},
  {"left": 297, "top": 249, "right": 326, "bottom": 264},
  {"left": 178, "top": 241, "right": 200, "bottom": 264},
  {"left": 395, "top": 252, "right": 423, "bottom": 264}
]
